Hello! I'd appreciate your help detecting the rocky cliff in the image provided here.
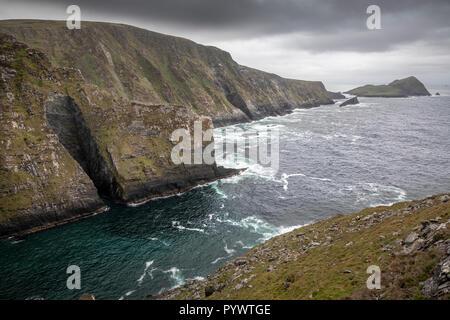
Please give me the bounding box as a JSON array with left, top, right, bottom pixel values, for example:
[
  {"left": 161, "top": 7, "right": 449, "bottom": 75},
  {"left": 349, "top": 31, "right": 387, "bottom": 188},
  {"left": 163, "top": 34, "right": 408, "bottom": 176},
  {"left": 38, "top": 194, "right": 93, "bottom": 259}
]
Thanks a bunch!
[
  {"left": 346, "top": 76, "right": 431, "bottom": 97},
  {"left": 0, "top": 20, "right": 333, "bottom": 238},
  {"left": 158, "top": 194, "right": 450, "bottom": 300},
  {"left": 327, "top": 91, "right": 346, "bottom": 100},
  {"left": 0, "top": 20, "right": 333, "bottom": 127},
  {"left": 0, "top": 33, "right": 106, "bottom": 236},
  {"left": 0, "top": 33, "right": 235, "bottom": 238}
]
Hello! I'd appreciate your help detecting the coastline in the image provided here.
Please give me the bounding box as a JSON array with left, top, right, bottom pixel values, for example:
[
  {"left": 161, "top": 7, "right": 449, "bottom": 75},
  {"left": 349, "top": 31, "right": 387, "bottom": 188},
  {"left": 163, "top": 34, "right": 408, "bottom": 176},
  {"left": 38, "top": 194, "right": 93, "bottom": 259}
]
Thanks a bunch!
[
  {"left": 156, "top": 193, "right": 450, "bottom": 300},
  {"left": 0, "top": 206, "right": 110, "bottom": 241}
]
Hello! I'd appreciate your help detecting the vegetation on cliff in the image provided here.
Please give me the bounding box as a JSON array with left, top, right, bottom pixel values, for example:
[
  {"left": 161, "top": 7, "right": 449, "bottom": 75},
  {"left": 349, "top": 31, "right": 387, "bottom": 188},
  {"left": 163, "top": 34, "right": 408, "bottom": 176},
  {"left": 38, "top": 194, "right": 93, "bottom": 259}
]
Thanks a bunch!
[
  {"left": 0, "top": 20, "right": 333, "bottom": 126},
  {"left": 158, "top": 194, "right": 450, "bottom": 300},
  {"left": 346, "top": 76, "right": 431, "bottom": 97},
  {"left": 0, "top": 33, "right": 106, "bottom": 236},
  {"left": 0, "top": 20, "right": 333, "bottom": 237},
  {"left": 0, "top": 32, "right": 235, "bottom": 237}
]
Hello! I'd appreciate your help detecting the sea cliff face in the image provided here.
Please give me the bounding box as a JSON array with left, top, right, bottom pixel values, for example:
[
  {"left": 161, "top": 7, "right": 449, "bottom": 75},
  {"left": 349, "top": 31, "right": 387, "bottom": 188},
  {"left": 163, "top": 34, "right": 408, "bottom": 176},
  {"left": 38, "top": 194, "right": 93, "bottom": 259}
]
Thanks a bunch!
[
  {"left": 0, "top": 20, "right": 333, "bottom": 126},
  {"left": 0, "top": 33, "right": 235, "bottom": 237},
  {"left": 0, "top": 33, "right": 106, "bottom": 237},
  {"left": 0, "top": 20, "right": 332, "bottom": 237}
]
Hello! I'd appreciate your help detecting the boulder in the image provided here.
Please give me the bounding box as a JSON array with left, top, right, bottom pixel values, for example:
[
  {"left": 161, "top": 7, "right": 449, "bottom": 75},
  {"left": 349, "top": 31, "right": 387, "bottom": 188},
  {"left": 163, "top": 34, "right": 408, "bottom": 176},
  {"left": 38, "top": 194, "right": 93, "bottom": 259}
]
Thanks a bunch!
[{"left": 339, "top": 97, "right": 359, "bottom": 107}]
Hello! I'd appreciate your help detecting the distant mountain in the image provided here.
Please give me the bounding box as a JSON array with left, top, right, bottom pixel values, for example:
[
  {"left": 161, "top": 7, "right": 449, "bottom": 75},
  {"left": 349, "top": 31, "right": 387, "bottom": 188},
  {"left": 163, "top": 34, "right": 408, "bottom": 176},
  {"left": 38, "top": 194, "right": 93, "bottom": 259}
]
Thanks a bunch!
[{"left": 346, "top": 76, "right": 431, "bottom": 97}]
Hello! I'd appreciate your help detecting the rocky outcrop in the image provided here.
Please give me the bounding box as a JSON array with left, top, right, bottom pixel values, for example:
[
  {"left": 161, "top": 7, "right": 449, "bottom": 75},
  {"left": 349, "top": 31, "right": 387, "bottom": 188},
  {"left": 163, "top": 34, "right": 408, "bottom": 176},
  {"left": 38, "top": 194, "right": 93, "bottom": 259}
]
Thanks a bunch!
[
  {"left": 339, "top": 97, "right": 359, "bottom": 107},
  {"left": 157, "top": 194, "right": 450, "bottom": 300},
  {"left": 327, "top": 91, "right": 346, "bottom": 99},
  {"left": 422, "top": 243, "right": 450, "bottom": 298},
  {"left": 345, "top": 76, "right": 431, "bottom": 97},
  {"left": 0, "top": 20, "right": 333, "bottom": 127}
]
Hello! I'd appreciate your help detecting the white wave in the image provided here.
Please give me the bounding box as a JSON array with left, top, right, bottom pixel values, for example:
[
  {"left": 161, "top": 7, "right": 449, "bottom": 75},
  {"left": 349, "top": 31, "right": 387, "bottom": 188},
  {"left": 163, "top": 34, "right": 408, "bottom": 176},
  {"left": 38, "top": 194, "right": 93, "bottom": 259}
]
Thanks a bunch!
[
  {"left": 163, "top": 267, "right": 184, "bottom": 287},
  {"left": 280, "top": 172, "right": 332, "bottom": 191},
  {"left": 223, "top": 215, "right": 306, "bottom": 242},
  {"left": 211, "top": 182, "right": 228, "bottom": 199},
  {"left": 224, "top": 242, "right": 236, "bottom": 255},
  {"left": 236, "top": 240, "right": 253, "bottom": 249},
  {"left": 10, "top": 239, "right": 25, "bottom": 244},
  {"left": 344, "top": 182, "right": 408, "bottom": 207},
  {"left": 119, "top": 290, "right": 136, "bottom": 300},
  {"left": 148, "top": 237, "right": 170, "bottom": 246},
  {"left": 172, "top": 221, "right": 205, "bottom": 233},
  {"left": 211, "top": 256, "right": 227, "bottom": 264},
  {"left": 280, "top": 173, "right": 306, "bottom": 191},
  {"left": 137, "top": 260, "right": 155, "bottom": 285}
]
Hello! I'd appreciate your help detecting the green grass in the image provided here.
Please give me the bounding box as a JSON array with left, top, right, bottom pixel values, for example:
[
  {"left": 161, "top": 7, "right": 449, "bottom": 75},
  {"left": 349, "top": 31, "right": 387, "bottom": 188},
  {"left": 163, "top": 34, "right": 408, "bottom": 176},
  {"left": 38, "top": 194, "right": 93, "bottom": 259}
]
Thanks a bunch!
[{"left": 162, "top": 195, "right": 449, "bottom": 300}]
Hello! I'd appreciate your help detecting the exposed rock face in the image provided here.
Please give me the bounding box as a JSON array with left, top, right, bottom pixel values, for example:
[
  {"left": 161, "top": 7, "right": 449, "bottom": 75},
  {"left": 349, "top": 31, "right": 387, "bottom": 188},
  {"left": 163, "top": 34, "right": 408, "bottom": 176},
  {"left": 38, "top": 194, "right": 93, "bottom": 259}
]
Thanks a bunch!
[
  {"left": 45, "top": 94, "right": 121, "bottom": 200},
  {"left": 0, "top": 33, "right": 238, "bottom": 237},
  {"left": 0, "top": 33, "right": 106, "bottom": 237},
  {"left": 422, "top": 243, "right": 450, "bottom": 298},
  {"left": 345, "top": 76, "right": 431, "bottom": 97},
  {"left": 0, "top": 21, "right": 334, "bottom": 237},
  {"left": 339, "top": 96, "right": 359, "bottom": 107},
  {"left": 327, "top": 91, "right": 346, "bottom": 99},
  {"left": 0, "top": 20, "right": 333, "bottom": 127}
]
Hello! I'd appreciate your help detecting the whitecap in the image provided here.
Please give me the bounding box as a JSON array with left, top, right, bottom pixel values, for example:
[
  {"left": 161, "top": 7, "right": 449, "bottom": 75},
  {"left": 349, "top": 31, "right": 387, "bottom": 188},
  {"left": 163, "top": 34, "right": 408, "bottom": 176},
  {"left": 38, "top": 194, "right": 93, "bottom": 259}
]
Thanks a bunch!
[
  {"left": 172, "top": 221, "right": 205, "bottom": 233},
  {"left": 224, "top": 242, "right": 235, "bottom": 255},
  {"left": 137, "top": 260, "right": 155, "bottom": 285},
  {"left": 119, "top": 290, "right": 136, "bottom": 300},
  {"left": 211, "top": 256, "right": 226, "bottom": 264},
  {"left": 163, "top": 267, "right": 184, "bottom": 287}
]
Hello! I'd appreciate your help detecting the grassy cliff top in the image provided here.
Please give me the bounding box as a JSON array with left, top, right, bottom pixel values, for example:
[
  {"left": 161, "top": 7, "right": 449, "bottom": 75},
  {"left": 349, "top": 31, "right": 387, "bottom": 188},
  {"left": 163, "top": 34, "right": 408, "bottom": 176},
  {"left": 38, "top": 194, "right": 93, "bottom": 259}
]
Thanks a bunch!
[
  {"left": 0, "top": 20, "right": 332, "bottom": 124},
  {"left": 158, "top": 194, "right": 450, "bottom": 300}
]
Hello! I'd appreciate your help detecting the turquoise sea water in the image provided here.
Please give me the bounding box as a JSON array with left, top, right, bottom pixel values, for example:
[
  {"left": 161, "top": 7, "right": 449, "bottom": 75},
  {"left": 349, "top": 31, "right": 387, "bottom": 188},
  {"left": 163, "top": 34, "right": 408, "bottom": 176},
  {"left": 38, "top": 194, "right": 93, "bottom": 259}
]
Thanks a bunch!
[{"left": 1, "top": 95, "right": 449, "bottom": 299}]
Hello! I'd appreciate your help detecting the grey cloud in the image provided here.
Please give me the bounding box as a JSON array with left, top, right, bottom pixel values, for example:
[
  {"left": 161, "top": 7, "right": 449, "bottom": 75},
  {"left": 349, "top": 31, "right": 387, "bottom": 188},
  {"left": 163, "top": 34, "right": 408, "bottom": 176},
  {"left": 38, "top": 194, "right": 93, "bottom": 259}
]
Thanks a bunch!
[{"left": 13, "top": 0, "right": 448, "bottom": 53}]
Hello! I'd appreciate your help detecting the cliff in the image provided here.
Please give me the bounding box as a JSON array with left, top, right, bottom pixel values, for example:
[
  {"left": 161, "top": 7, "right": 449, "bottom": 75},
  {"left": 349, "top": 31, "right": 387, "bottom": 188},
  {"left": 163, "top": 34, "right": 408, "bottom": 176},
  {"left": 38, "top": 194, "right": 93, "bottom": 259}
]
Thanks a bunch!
[
  {"left": 345, "top": 76, "right": 431, "bottom": 97},
  {"left": 0, "top": 20, "right": 333, "bottom": 127},
  {"left": 0, "top": 20, "right": 332, "bottom": 238},
  {"left": 327, "top": 91, "right": 346, "bottom": 100},
  {"left": 0, "top": 33, "right": 106, "bottom": 236},
  {"left": 157, "top": 194, "right": 450, "bottom": 300},
  {"left": 0, "top": 33, "right": 235, "bottom": 238}
]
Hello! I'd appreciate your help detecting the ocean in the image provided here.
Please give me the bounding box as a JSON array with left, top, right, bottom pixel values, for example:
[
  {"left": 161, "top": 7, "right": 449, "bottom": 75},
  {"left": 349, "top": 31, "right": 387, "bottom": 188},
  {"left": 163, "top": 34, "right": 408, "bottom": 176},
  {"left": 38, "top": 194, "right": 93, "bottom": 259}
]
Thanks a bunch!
[{"left": 1, "top": 94, "right": 449, "bottom": 299}]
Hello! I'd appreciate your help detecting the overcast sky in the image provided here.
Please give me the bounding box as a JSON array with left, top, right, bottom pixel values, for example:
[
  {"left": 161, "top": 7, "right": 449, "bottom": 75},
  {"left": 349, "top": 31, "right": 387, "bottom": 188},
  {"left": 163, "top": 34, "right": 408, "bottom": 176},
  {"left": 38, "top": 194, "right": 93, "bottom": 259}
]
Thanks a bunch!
[{"left": 1, "top": 0, "right": 449, "bottom": 91}]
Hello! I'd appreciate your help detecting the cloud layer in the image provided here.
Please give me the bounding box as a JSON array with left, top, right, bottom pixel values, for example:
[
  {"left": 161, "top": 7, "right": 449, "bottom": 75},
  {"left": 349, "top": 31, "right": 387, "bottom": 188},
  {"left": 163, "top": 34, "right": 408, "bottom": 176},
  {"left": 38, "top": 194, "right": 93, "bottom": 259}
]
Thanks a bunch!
[{"left": 1, "top": 0, "right": 449, "bottom": 89}]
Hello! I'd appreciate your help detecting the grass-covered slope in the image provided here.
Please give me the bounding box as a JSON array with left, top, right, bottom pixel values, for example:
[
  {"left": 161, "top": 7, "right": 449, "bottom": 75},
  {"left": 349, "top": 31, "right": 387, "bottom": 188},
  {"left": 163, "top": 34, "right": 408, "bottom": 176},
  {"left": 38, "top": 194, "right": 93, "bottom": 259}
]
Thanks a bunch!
[
  {"left": 0, "top": 20, "right": 332, "bottom": 126},
  {"left": 158, "top": 194, "right": 450, "bottom": 300},
  {"left": 346, "top": 76, "right": 431, "bottom": 97}
]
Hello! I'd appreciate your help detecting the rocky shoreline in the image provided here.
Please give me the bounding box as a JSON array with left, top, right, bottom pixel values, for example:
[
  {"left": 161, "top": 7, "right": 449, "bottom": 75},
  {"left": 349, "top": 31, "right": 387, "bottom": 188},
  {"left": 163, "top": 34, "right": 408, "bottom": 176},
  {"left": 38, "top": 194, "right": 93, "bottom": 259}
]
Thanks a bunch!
[{"left": 156, "top": 194, "right": 450, "bottom": 300}]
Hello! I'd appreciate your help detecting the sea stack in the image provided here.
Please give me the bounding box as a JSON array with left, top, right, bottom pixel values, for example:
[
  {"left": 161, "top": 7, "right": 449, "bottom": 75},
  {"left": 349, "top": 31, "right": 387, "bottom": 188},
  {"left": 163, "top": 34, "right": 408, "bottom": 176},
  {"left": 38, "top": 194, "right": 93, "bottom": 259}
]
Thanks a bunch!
[{"left": 339, "top": 97, "right": 359, "bottom": 107}]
